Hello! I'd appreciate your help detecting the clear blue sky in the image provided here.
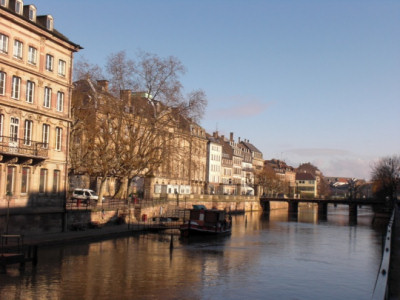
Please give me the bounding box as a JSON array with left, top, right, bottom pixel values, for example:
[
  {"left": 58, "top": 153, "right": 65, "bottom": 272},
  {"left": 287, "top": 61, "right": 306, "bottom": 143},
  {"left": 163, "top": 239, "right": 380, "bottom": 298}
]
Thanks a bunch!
[{"left": 33, "top": 0, "right": 400, "bottom": 180}]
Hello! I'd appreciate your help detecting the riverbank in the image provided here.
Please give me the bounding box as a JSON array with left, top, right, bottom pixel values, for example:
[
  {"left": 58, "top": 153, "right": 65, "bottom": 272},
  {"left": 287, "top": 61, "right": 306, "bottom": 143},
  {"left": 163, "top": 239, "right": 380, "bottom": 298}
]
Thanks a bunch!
[
  {"left": 389, "top": 207, "right": 400, "bottom": 299},
  {"left": 21, "top": 223, "right": 141, "bottom": 247}
]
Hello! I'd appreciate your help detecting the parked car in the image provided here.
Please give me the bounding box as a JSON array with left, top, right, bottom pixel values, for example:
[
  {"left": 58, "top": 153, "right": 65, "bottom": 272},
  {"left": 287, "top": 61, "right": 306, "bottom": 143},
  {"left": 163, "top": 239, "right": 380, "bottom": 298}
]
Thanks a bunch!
[{"left": 71, "top": 188, "right": 103, "bottom": 204}]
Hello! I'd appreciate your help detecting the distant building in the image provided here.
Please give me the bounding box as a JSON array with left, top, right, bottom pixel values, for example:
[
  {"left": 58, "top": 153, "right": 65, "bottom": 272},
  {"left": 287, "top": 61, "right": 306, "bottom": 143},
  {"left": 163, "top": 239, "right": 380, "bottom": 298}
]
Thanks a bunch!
[
  {"left": 0, "top": 1, "right": 81, "bottom": 210},
  {"left": 264, "top": 159, "right": 296, "bottom": 196},
  {"left": 295, "top": 172, "right": 317, "bottom": 198},
  {"left": 206, "top": 133, "right": 222, "bottom": 194}
]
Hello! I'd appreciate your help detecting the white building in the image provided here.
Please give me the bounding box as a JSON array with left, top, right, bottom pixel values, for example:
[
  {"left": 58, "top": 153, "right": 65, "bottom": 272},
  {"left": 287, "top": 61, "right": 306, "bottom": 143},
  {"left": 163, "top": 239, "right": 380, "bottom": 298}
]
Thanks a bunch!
[{"left": 206, "top": 134, "right": 222, "bottom": 194}]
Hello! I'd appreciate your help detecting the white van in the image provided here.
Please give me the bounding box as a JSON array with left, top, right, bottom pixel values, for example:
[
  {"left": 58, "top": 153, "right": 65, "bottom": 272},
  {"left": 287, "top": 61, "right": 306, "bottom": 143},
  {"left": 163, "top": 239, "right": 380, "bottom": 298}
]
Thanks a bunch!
[{"left": 72, "top": 188, "right": 102, "bottom": 203}]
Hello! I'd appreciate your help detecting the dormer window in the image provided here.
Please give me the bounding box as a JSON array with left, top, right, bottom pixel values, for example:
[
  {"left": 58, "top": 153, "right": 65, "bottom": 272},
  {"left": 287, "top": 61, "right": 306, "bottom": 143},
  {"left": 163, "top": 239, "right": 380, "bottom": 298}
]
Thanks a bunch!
[
  {"left": 0, "top": 0, "right": 8, "bottom": 8},
  {"left": 46, "top": 15, "right": 53, "bottom": 31},
  {"left": 15, "top": 0, "right": 23, "bottom": 15},
  {"left": 24, "top": 5, "right": 37, "bottom": 22}
]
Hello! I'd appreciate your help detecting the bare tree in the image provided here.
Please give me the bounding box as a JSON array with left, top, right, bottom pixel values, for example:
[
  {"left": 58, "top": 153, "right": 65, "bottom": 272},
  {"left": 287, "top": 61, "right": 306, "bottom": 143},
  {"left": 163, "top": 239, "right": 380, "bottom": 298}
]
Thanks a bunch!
[
  {"left": 105, "top": 51, "right": 136, "bottom": 95},
  {"left": 73, "top": 55, "right": 104, "bottom": 81},
  {"left": 255, "top": 165, "right": 285, "bottom": 196},
  {"left": 371, "top": 155, "right": 400, "bottom": 203},
  {"left": 71, "top": 51, "right": 207, "bottom": 200}
]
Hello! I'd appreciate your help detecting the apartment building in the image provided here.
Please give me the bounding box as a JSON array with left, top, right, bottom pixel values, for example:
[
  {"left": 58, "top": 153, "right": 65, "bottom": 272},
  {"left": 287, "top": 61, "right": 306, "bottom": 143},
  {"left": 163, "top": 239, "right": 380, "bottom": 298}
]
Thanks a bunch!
[
  {"left": 206, "top": 133, "right": 222, "bottom": 194},
  {"left": 0, "top": 1, "right": 81, "bottom": 209},
  {"left": 295, "top": 172, "right": 317, "bottom": 198}
]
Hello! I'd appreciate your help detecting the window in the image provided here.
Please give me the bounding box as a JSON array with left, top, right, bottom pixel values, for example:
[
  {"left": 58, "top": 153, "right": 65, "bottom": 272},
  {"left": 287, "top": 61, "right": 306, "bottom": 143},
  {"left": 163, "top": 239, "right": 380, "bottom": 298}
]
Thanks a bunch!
[
  {"left": 0, "top": 71, "right": 5, "bottom": 95},
  {"left": 24, "top": 120, "right": 33, "bottom": 145},
  {"left": 0, "top": 34, "right": 8, "bottom": 54},
  {"left": 10, "top": 117, "right": 19, "bottom": 142},
  {"left": 28, "top": 46, "right": 37, "bottom": 65},
  {"left": 56, "top": 91, "right": 64, "bottom": 111},
  {"left": 26, "top": 81, "right": 35, "bottom": 103},
  {"left": 42, "top": 124, "right": 49, "bottom": 148},
  {"left": 46, "top": 16, "right": 53, "bottom": 31},
  {"left": 6, "top": 166, "right": 16, "bottom": 195},
  {"left": 55, "top": 127, "right": 62, "bottom": 150},
  {"left": 11, "top": 76, "right": 21, "bottom": 99},
  {"left": 13, "top": 40, "right": 23, "bottom": 59},
  {"left": 45, "top": 54, "right": 53, "bottom": 71},
  {"left": 28, "top": 7, "right": 36, "bottom": 21},
  {"left": 21, "top": 167, "right": 30, "bottom": 194},
  {"left": 39, "top": 168, "right": 48, "bottom": 193},
  {"left": 44, "top": 87, "right": 51, "bottom": 108},
  {"left": 15, "top": 0, "right": 22, "bottom": 14},
  {"left": 58, "top": 60, "right": 66, "bottom": 76},
  {"left": 0, "top": 114, "right": 3, "bottom": 141},
  {"left": 0, "top": 0, "right": 8, "bottom": 7},
  {"left": 53, "top": 170, "right": 60, "bottom": 193}
]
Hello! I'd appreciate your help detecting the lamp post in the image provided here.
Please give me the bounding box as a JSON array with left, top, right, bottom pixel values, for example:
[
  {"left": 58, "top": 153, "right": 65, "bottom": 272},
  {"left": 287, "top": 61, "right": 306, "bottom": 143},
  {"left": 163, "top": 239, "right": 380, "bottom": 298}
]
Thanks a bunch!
[{"left": 5, "top": 192, "right": 12, "bottom": 234}]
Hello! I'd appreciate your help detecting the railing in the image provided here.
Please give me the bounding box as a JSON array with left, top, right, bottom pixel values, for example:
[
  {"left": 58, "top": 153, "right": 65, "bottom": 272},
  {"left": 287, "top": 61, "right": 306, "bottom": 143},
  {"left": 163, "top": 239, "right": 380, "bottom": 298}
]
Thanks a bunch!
[
  {"left": 371, "top": 209, "right": 395, "bottom": 300},
  {"left": 0, "top": 135, "right": 48, "bottom": 158}
]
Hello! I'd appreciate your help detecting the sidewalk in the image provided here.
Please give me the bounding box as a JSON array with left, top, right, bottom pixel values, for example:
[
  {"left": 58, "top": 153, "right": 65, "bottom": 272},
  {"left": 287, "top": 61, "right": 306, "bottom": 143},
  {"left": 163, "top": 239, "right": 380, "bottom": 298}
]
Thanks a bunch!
[{"left": 390, "top": 208, "right": 400, "bottom": 299}]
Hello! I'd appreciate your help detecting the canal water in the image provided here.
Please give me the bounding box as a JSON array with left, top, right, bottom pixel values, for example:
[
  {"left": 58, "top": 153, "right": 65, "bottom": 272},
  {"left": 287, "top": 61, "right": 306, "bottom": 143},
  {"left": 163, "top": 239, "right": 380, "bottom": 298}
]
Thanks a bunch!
[{"left": 0, "top": 205, "right": 386, "bottom": 300}]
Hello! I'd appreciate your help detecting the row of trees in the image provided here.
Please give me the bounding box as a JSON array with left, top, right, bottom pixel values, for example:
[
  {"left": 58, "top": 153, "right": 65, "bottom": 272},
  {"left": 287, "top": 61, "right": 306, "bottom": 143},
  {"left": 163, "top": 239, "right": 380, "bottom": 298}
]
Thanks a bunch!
[{"left": 70, "top": 51, "right": 207, "bottom": 200}]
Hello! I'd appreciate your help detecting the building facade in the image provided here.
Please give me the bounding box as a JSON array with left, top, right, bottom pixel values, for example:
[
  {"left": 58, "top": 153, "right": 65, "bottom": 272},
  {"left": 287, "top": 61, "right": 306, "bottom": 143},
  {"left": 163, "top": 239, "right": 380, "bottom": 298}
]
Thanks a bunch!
[{"left": 0, "top": 1, "right": 81, "bottom": 209}]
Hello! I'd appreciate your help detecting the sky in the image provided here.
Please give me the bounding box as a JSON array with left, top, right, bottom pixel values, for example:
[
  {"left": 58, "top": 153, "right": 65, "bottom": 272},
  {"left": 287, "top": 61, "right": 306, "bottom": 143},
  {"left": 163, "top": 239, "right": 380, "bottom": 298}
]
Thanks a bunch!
[{"left": 32, "top": 0, "right": 400, "bottom": 180}]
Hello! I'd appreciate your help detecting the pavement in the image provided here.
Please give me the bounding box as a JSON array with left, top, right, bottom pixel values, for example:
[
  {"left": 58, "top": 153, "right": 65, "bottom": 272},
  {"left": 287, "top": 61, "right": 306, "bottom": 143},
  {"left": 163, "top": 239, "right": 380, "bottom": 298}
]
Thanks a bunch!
[{"left": 389, "top": 207, "right": 400, "bottom": 299}]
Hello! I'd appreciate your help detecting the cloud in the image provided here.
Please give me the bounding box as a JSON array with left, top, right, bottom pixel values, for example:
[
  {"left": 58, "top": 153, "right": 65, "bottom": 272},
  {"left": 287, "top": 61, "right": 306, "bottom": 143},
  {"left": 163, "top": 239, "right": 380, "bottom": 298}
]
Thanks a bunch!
[
  {"left": 208, "top": 97, "right": 272, "bottom": 120},
  {"left": 286, "top": 148, "right": 351, "bottom": 157},
  {"left": 284, "top": 148, "right": 377, "bottom": 180}
]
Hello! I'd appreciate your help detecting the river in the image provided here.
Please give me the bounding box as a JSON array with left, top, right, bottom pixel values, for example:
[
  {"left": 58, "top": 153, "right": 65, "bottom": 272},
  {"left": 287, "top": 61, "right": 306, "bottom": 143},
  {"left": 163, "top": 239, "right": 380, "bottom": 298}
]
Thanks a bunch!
[{"left": 0, "top": 205, "right": 386, "bottom": 300}]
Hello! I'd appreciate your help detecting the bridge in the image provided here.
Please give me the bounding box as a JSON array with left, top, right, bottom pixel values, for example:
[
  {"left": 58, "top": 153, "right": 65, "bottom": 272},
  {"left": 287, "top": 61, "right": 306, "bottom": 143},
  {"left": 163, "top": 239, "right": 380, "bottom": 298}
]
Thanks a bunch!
[{"left": 259, "top": 197, "right": 387, "bottom": 222}]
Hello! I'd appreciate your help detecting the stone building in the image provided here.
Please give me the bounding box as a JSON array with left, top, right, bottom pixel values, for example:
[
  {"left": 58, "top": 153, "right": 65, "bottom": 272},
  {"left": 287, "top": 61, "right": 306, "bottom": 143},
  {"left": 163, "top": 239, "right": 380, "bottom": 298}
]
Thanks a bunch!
[
  {"left": 72, "top": 79, "right": 208, "bottom": 200},
  {"left": 0, "top": 1, "right": 81, "bottom": 212}
]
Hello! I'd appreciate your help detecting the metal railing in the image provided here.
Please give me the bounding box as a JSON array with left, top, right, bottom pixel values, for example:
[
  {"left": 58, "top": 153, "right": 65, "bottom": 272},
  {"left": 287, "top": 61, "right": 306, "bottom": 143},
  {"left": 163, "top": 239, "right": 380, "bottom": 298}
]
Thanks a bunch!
[
  {"left": 0, "top": 135, "right": 48, "bottom": 157},
  {"left": 371, "top": 209, "right": 395, "bottom": 300}
]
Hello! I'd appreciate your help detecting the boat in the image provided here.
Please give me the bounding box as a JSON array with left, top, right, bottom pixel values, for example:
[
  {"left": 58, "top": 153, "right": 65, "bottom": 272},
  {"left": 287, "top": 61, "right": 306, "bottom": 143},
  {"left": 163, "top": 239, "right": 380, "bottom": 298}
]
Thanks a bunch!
[{"left": 180, "top": 205, "right": 232, "bottom": 237}]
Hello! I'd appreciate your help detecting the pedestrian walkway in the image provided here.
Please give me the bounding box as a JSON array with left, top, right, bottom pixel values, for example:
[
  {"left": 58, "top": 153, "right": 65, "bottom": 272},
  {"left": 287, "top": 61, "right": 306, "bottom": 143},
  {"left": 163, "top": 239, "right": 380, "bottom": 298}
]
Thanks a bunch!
[{"left": 389, "top": 207, "right": 400, "bottom": 299}]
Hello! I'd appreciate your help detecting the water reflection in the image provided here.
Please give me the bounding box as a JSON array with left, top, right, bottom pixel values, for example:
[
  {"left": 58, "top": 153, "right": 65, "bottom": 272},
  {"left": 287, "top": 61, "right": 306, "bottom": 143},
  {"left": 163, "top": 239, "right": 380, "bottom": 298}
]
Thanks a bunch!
[{"left": 0, "top": 206, "right": 385, "bottom": 300}]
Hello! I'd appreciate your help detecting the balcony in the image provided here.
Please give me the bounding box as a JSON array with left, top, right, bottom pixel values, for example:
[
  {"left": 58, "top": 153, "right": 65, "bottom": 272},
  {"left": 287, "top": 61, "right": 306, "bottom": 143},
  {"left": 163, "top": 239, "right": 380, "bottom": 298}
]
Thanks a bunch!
[{"left": 0, "top": 135, "right": 48, "bottom": 165}]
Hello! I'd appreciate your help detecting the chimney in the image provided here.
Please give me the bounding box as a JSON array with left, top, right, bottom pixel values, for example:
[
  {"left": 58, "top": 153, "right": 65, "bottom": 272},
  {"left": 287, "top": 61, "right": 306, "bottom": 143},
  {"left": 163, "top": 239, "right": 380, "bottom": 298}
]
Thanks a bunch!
[
  {"left": 120, "top": 90, "right": 131, "bottom": 103},
  {"left": 97, "top": 80, "right": 109, "bottom": 92},
  {"left": 213, "top": 131, "right": 218, "bottom": 138},
  {"left": 230, "top": 132, "right": 234, "bottom": 142},
  {"left": 238, "top": 137, "right": 241, "bottom": 143}
]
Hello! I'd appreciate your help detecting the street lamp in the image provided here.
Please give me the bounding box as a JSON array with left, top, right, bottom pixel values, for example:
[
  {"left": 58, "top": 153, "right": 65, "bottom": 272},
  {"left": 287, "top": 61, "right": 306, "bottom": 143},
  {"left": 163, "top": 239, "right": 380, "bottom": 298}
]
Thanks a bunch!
[{"left": 5, "top": 192, "right": 12, "bottom": 234}]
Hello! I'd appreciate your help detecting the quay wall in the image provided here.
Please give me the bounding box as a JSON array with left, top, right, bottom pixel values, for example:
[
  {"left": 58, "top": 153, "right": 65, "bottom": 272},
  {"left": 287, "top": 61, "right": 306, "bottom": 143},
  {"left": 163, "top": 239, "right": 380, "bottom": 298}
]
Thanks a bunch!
[{"left": 0, "top": 197, "right": 288, "bottom": 235}]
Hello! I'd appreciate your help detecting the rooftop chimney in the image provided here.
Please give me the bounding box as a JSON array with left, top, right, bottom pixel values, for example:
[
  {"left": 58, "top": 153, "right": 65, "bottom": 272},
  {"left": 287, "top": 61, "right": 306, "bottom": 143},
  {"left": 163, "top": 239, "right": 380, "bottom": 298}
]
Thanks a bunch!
[
  {"left": 230, "top": 132, "right": 234, "bottom": 142},
  {"left": 120, "top": 90, "right": 131, "bottom": 103},
  {"left": 97, "top": 80, "right": 109, "bottom": 92}
]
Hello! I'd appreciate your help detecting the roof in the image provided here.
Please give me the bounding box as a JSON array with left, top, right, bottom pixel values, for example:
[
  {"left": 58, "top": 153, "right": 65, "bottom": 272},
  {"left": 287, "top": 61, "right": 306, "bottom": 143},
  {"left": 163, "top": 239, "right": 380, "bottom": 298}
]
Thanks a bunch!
[
  {"left": 0, "top": 5, "right": 82, "bottom": 50},
  {"left": 296, "top": 173, "right": 316, "bottom": 181},
  {"left": 241, "top": 141, "right": 262, "bottom": 154}
]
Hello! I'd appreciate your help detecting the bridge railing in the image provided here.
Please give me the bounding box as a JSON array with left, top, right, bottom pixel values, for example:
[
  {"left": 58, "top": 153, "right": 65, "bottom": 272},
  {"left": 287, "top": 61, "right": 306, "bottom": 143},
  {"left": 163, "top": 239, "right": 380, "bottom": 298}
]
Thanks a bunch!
[{"left": 371, "top": 209, "right": 395, "bottom": 300}]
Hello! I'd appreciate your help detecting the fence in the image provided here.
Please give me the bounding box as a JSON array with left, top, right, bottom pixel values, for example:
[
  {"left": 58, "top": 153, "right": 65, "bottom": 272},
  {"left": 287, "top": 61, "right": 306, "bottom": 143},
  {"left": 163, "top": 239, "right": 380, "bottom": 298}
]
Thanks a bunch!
[{"left": 371, "top": 209, "right": 395, "bottom": 300}]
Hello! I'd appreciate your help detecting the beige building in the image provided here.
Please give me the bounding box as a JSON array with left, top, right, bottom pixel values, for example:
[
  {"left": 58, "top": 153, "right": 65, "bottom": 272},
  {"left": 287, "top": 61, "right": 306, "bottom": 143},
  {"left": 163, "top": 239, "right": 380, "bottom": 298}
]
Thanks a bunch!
[
  {"left": 295, "top": 172, "right": 317, "bottom": 198},
  {"left": 0, "top": 1, "right": 81, "bottom": 209},
  {"left": 151, "top": 119, "right": 208, "bottom": 199}
]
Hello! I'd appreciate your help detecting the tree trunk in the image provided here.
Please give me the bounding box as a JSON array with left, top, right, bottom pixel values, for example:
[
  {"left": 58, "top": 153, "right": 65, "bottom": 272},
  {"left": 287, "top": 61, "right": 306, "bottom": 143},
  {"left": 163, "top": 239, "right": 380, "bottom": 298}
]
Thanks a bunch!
[
  {"left": 98, "top": 177, "right": 107, "bottom": 205},
  {"left": 114, "top": 176, "right": 129, "bottom": 199}
]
